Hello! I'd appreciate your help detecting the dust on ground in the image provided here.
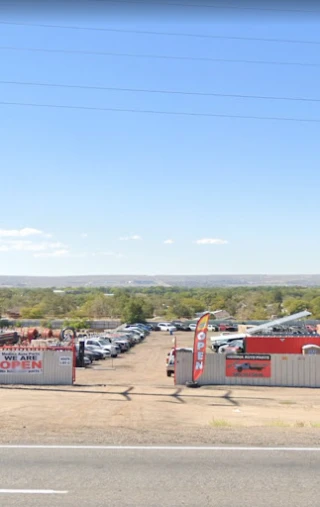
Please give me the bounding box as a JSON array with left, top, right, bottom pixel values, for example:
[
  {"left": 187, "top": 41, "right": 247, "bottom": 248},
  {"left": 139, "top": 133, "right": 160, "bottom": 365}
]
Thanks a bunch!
[{"left": 0, "top": 331, "right": 320, "bottom": 445}]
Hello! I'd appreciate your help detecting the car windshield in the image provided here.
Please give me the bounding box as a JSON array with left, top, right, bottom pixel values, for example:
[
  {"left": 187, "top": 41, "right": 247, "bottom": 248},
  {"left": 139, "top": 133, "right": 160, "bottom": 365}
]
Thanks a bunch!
[{"left": 99, "top": 339, "right": 110, "bottom": 345}]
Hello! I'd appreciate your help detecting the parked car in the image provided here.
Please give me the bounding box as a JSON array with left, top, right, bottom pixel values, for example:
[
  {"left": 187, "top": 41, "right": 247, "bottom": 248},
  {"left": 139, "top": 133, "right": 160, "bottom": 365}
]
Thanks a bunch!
[
  {"left": 125, "top": 326, "right": 146, "bottom": 339},
  {"left": 76, "top": 354, "right": 92, "bottom": 367},
  {"left": 208, "top": 324, "right": 219, "bottom": 332},
  {"left": 125, "top": 324, "right": 149, "bottom": 336},
  {"left": 219, "top": 323, "right": 238, "bottom": 332},
  {"left": 189, "top": 323, "right": 218, "bottom": 332},
  {"left": 115, "top": 332, "right": 136, "bottom": 346},
  {"left": 170, "top": 321, "right": 184, "bottom": 330},
  {"left": 158, "top": 323, "right": 177, "bottom": 332},
  {"left": 84, "top": 344, "right": 108, "bottom": 360},
  {"left": 148, "top": 323, "right": 161, "bottom": 331},
  {"left": 75, "top": 344, "right": 93, "bottom": 367},
  {"left": 111, "top": 337, "right": 130, "bottom": 352},
  {"left": 85, "top": 338, "right": 118, "bottom": 358},
  {"left": 178, "top": 322, "right": 192, "bottom": 331},
  {"left": 166, "top": 347, "right": 193, "bottom": 377},
  {"left": 218, "top": 339, "right": 244, "bottom": 354}
]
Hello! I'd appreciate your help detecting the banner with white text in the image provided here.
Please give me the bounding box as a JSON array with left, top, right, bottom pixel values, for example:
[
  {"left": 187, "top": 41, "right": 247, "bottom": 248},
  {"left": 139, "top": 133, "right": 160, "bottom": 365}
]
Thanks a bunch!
[{"left": 192, "top": 312, "right": 210, "bottom": 382}]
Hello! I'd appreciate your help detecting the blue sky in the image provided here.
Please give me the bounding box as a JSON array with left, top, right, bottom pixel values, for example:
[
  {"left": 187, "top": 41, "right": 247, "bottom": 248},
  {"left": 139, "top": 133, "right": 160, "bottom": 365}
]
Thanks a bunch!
[{"left": 1, "top": 2, "right": 320, "bottom": 275}]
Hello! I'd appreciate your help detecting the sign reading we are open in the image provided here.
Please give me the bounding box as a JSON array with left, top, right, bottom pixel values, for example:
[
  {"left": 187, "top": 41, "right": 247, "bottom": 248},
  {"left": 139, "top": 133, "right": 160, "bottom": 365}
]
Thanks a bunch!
[{"left": 0, "top": 350, "right": 43, "bottom": 374}]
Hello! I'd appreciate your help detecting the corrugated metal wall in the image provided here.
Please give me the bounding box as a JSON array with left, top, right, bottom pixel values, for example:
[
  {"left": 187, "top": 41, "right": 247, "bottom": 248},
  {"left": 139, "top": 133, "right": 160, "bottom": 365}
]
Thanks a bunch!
[
  {"left": 176, "top": 351, "right": 320, "bottom": 387},
  {"left": 246, "top": 336, "right": 320, "bottom": 354},
  {"left": 0, "top": 348, "right": 74, "bottom": 385}
]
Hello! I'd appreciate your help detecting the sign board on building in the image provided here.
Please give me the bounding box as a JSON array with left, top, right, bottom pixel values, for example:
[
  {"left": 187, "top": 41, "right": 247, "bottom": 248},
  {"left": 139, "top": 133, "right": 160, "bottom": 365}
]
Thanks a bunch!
[
  {"left": 226, "top": 354, "right": 271, "bottom": 378},
  {"left": 59, "top": 356, "right": 72, "bottom": 366},
  {"left": 0, "top": 350, "right": 43, "bottom": 374}
]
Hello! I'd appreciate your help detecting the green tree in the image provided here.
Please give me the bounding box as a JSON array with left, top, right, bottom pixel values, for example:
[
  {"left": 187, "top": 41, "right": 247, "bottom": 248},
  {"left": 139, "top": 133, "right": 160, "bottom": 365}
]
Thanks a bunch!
[
  {"left": 63, "top": 318, "right": 89, "bottom": 330},
  {"left": 171, "top": 303, "right": 193, "bottom": 319},
  {"left": 283, "top": 298, "right": 308, "bottom": 315},
  {"left": 272, "top": 289, "right": 283, "bottom": 304},
  {"left": 121, "top": 297, "right": 153, "bottom": 324},
  {"left": 20, "top": 304, "right": 45, "bottom": 319}
]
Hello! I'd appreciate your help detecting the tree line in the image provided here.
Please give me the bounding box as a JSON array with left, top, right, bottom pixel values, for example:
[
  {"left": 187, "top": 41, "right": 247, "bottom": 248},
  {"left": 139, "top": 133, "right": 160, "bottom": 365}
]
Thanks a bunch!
[{"left": 1, "top": 286, "right": 320, "bottom": 324}]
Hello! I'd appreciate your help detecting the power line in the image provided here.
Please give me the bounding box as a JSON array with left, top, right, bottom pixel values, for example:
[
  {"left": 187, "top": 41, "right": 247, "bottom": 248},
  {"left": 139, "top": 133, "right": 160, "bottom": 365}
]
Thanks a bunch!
[
  {"left": 1, "top": 0, "right": 316, "bottom": 14},
  {"left": 1, "top": 20, "right": 320, "bottom": 45},
  {"left": 93, "top": 0, "right": 320, "bottom": 14},
  {"left": 3, "top": 79, "right": 320, "bottom": 104},
  {"left": 0, "top": 100, "right": 319, "bottom": 123},
  {"left": 1, "top": 45, "right": 319, "bottom": 68}
]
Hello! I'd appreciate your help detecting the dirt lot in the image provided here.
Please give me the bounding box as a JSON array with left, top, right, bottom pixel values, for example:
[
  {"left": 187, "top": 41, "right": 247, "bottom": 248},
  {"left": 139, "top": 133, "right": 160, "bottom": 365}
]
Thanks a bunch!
[{"left": 0, "top": 331, "right": 320, "bottom": 445}]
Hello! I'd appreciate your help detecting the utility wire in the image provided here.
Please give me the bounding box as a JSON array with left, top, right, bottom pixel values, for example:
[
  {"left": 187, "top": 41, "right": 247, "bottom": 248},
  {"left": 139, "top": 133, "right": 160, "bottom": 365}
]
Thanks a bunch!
[
  {"left": 1, "top": 20, "right": 320, "bottom": 45},
  {"left": 1, "top": 45, "right": 319, "bottom": 68},
  {"left": 2, "top": 0, "right": 317, "bottom": 14},
  {"left": 93, "top": 0, "right": 320, "bottom": 14},
  {"left": 2, "top": 79, "right": 320, "bottom": 104},
  {"left": 0, "top": 100, "right": 319, "bottom": 123}
]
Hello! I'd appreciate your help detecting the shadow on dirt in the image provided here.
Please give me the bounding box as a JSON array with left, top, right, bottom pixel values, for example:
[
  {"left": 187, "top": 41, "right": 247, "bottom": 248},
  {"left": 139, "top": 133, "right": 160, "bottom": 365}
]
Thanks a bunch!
[{"left": 0, "top": 384, "right": 276, "bottom": 406}]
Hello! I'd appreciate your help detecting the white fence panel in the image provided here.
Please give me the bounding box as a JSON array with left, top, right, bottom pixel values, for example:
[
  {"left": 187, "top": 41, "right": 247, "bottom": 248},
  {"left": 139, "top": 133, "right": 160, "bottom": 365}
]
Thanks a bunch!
[
  {"left": 176, "top": 352, "right": 320, "bottom": 387},
  {"left": 0, "top": 347, "right": 74, "bottom": 385}
]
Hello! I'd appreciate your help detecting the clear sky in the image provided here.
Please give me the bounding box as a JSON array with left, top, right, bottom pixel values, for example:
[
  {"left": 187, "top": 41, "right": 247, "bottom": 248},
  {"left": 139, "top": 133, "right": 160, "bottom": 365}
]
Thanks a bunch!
[{"left": 1, "top": 1, "right": 320, "bottom": 276}]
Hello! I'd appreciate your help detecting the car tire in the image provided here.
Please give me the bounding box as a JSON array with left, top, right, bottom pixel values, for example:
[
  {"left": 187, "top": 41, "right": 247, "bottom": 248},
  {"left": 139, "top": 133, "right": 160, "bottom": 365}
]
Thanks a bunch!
[
  {"left": 237, "top": 367, "right": 243, "bottom": 372},
  {"left": 167, "top": 371, "right": 172, "bottom": 377}
]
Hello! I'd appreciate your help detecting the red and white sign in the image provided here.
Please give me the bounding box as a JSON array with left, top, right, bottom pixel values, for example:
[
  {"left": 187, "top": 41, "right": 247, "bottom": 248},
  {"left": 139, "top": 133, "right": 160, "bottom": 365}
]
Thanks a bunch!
[
  {"left": 226, "top": 354, "right": 271, "bottom": 378},
  {"left": 0, "top": 350, "right": 43, "bottom": 373},
  {"left": 192, "top": 312, "right": 210, "bottom": 382}
]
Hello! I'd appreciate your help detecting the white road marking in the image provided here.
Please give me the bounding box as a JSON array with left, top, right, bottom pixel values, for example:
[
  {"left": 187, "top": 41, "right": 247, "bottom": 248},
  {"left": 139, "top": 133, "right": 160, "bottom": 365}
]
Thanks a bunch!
[
  {"left": 0, "top": 489, "right": 68, "bottom": 494},
  {"left": 0, "top": 445, "right": 320, "bottom": 452}
]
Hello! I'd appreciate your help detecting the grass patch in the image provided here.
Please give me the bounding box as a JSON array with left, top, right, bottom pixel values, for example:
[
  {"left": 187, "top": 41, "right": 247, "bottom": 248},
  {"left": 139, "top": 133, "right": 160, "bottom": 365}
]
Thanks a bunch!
[
  {"left": 310, "top": 422, "right": 320, "bottom": 428},
  {"left": 267, "top": 420, "right": 291, "bottom": 428},
  {"left": 279, "top": 400, "right": 296, "bottom": 405},
  {"left": 294, "top": 421, "right": 306, "bottom": 428},
  {"left": 210, "top": 418, "right": 232, "bottom": 428}
]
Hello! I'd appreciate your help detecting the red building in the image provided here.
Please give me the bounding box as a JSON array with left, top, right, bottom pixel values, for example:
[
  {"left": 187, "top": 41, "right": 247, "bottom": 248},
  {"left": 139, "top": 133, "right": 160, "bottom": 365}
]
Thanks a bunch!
[{"left": 245, "top": 335, "right": 320, "bottom": 354}]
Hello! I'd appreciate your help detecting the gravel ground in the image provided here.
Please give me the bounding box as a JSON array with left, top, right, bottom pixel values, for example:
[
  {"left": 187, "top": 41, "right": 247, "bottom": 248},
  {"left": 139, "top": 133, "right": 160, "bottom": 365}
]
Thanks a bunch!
[{"left": 0, "top": 331, "right": 319, "bottom": 446}]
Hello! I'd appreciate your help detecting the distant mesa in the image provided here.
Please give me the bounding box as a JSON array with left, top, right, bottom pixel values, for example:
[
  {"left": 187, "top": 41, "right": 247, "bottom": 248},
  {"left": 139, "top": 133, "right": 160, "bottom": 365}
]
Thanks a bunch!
[{"left": 0, "top": 275, "right": 319, "bottom": 288}]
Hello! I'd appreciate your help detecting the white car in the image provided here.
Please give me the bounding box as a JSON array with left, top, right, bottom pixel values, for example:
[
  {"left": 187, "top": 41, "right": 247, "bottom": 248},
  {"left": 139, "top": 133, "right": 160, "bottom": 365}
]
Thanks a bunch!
[
  {"left": 125, "top": 327, "right": 145, "bottom": 339},
  {"left": 218, "top": 339, "right": 244, "bottom": 354},
  {"left": 158, "top": 323, "right": 177, "bottom": 332},
  {"left": 188, "top": 323, "right": 217, "bottom": 332},
  {"left": 85, "top": 338, "right": 119, "bottom": 358},
  {"left": 166, "top": 347, "right": 193, "bottom": 377}
]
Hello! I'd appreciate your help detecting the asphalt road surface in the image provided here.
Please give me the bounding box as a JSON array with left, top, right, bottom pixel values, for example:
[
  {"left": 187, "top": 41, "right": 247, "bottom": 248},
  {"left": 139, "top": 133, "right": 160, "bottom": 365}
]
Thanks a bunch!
[{"left": 0, "top": 446, "right": 319, "bottom": 507}]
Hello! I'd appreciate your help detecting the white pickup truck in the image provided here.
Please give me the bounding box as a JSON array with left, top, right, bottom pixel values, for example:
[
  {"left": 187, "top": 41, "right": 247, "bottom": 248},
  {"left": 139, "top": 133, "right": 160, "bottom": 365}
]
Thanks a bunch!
[{"left": 166, "top": 347, "right": 193, "bottom": 377}]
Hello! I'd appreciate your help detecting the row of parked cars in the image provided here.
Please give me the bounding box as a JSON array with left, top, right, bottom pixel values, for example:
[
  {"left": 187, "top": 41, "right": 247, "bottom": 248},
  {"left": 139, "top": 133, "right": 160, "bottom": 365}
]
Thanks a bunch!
[
  {"left": 75, "top": 322, "right": 152, "bottom": 367},
  {"left": 152, "top": 321, "right": 238, "bottom": 333}
]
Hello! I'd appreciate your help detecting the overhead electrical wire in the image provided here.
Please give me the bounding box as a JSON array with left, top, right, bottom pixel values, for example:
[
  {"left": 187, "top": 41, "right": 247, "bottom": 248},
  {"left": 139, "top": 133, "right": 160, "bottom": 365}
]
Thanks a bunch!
[
  {"left": 1, "top": 45, "right": 319, "bottom": 68},
  {"left": 1, "top": 20, "right": 320, "bottom": 45},
  {"left": 2, "top": 79, "right": 320, "bottom": 104},
  {"left": 93, "top": 0, "right": 320, "bottom": 14},
  {"left": 0, "top": 100, "right": 320, "bottom": 124}
]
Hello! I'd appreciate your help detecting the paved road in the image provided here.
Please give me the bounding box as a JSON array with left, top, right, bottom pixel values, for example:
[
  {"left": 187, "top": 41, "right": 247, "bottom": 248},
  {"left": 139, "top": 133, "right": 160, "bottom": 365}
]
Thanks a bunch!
[{"left": 0, "top": 446, "right": 319, "bottom": 506}]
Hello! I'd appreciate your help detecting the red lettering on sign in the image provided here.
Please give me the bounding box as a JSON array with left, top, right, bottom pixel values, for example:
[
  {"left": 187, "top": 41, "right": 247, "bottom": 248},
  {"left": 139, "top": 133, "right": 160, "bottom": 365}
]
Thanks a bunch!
[{"left": 32, "top": 361, "right": 42, "bottom": 369}]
